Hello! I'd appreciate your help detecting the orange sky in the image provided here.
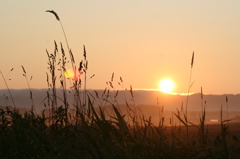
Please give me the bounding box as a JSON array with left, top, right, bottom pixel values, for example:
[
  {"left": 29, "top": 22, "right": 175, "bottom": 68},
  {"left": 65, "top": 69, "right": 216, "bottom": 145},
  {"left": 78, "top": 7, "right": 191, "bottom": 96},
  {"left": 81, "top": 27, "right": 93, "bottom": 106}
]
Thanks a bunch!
[{"left": 1, "top": 1, "right": 240, "bottom": 94}]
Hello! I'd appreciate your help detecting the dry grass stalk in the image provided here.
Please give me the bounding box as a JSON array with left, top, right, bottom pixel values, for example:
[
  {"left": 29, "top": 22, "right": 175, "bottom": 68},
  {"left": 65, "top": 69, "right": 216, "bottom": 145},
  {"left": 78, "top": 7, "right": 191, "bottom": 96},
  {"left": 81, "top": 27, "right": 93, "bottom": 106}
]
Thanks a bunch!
[
  {"left": 21, "top": 65, "right": 35, "bottom": 113},
  {"left": 0, "top": 69, "right": 16, "bottom": 107},
  {"left": 185, "top": 51, "right": 195, "bottom": 140}
]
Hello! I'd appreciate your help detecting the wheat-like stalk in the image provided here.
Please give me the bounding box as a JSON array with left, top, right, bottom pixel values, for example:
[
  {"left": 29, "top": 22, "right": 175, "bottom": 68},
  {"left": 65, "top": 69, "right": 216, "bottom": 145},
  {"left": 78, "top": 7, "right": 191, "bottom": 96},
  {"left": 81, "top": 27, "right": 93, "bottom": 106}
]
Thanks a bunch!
[
  {"left": 21, "top": 65, "right": 35, "bottom": 113},
  {"left": 185, "top": 51, "right": 195, "bottom": 140}
]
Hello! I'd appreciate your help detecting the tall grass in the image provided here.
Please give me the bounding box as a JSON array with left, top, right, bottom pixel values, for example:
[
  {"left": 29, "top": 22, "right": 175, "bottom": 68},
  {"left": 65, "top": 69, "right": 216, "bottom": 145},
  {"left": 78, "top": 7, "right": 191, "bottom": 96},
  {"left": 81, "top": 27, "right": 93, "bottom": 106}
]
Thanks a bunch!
[
  {"left": 0, "top": 10, "right": 239, "bottom": 159},
  {"left": 21, "top": 65, "right": 35, "bottom": 113},
  {"left": 185, "top": 51, "right": 195, "bottom": 141}
]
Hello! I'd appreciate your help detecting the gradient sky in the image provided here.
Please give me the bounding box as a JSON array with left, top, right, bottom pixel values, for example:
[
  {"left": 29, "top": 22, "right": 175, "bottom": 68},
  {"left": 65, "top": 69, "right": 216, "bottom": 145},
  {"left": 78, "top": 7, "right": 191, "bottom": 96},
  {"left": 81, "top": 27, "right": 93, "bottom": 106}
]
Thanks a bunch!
[{"left": 1, "top": 1, "right": 240, "bottom": 94}]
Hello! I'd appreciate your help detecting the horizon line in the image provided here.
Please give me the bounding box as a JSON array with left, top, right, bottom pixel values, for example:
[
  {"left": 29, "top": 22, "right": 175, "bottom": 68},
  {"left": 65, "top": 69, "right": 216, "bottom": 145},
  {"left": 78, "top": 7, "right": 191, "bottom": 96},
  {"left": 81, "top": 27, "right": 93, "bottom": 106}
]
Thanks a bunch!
[{"left": 0, "top": 88, "right": 239, "bottom": 96}]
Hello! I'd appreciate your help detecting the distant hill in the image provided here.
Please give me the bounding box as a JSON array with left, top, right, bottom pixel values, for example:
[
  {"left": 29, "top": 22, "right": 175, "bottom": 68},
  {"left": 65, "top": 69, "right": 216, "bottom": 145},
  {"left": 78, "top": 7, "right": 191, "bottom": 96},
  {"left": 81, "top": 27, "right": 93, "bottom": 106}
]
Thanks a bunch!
[
  {"left": 0, "top": 89, "right": 239, "bottom": 125},
  {"left": 0, "top": 89, "right": 239, "bottom": 112}
]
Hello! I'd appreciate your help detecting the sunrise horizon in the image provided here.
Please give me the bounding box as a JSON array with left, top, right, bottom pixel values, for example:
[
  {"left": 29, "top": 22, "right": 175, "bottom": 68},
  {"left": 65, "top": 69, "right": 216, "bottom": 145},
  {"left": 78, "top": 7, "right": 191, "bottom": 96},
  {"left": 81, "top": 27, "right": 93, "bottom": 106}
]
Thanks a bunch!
[
  {"left": 1, "top": 2, "right": 240, "bottom": 157},
  {"left": 1, "top": 1, "right": 240, "bottom": 95}
]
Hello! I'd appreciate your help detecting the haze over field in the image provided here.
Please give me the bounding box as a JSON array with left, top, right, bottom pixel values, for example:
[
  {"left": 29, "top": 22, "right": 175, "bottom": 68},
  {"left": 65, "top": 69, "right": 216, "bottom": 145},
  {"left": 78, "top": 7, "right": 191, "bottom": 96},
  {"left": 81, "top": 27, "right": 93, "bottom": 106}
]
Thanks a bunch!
[
  {"left": 1, "top": 1, "right": 240, "bottom": 94},
  {"left": 1, "top": 89, "right": 240, "bottom": 125}
]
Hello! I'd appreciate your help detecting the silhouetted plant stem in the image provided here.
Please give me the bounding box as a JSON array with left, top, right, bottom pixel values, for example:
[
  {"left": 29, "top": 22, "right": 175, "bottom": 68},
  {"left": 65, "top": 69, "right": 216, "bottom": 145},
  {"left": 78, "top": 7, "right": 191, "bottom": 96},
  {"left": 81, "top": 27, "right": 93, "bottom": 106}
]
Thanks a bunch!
[
  {"left": 21, "top": 65, "right": 36, "bottom": 113},
  {"left": 185, "top": 51, "right": 194, "bottom": 142},
  {"left": 59, "top": 42, "right": 69, "bottom": 124},
  {"left": 226, "top": 96, "right": 230, "bottom": 126},
  {"left": 46, "top": 49, "right": 58, "bottom": 124},
  {"left": 199, "top": 86, "right": 207, "bottom": 145},
  {"left": 83, "top": 45, "right": 88, "bottom": 113},
  {"left": 46, "top": 10, "right": 74, "bottom": 70},
  {"left": 220, "top": 105, "right": 229, "bottom": 158},
  {"left": 0, "top": 70, "right": 16, "bottom": 107}
]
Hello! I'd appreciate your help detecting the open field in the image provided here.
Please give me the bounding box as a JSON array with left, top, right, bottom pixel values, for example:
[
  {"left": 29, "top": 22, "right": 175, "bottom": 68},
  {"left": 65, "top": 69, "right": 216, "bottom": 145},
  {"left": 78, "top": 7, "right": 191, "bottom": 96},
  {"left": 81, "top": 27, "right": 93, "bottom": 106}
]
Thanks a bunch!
[
  {"left": 1, "top": 9, "right": 240, "bottom": 159},
  {"left": 0, "top": 105, "right": 240, "bottom": 159}
]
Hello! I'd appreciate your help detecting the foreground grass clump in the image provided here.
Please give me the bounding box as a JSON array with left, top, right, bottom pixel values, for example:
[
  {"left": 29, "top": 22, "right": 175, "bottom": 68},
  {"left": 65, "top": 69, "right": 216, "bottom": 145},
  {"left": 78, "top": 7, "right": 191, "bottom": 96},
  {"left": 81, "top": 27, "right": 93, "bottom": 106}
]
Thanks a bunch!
[
  {"left": 0, "top": 106, "right": 168, "bottom": 159},
  {"left": 1, "top": 106, "right": 240, "bottom": 159}
]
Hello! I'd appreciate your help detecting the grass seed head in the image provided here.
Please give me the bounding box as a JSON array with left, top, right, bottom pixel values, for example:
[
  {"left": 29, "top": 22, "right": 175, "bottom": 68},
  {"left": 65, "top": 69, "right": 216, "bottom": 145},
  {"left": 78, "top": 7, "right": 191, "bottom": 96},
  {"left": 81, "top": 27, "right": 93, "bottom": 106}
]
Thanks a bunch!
[
  {"left": 46, "top": 10, "right": 60, "bottom": 21},
  {"left": 191, "top": 51, "right": 194, "bottom": 68}
]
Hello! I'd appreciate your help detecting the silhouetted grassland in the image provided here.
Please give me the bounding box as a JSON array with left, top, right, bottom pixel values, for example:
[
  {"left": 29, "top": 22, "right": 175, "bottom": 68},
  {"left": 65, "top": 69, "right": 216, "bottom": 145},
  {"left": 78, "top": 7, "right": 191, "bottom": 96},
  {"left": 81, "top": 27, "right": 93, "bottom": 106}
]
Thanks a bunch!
[
  {"left": 1, "top": 105, "right": 240, "bottom": 159},
  {"left": 0, "top": 10, "right": 240, "bottom": 159}
]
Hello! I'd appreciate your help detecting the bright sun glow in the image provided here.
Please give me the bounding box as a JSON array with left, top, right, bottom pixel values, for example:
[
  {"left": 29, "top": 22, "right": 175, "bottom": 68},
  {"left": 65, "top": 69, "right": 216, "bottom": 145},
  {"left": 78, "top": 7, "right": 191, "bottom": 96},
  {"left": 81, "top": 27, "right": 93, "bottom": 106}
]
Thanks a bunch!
[{"left": 159, "top": 79, "right": 175, "bottom": 93}]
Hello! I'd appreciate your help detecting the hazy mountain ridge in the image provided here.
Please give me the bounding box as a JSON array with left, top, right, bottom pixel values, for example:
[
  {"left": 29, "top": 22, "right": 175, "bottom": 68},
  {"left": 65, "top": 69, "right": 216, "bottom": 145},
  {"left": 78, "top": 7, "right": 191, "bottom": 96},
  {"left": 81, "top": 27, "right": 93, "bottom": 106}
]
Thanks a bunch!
[{"left": 0, "top": 89, "right": 239, "bottom": 112}]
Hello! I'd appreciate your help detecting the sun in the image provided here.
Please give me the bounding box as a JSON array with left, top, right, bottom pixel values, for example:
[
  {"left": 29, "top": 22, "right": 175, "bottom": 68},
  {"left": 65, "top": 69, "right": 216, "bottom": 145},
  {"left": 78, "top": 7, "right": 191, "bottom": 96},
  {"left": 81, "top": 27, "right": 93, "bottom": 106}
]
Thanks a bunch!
[{"left": 159, "top": 79, "right": 175, "bottom": 93}]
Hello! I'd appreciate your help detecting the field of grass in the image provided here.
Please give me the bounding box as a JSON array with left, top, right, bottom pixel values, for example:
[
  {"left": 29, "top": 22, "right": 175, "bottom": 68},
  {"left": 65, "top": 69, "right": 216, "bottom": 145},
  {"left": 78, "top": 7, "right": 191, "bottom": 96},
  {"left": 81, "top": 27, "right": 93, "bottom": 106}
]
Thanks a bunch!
[
  {"left": 1, "top": 10, "right": 240, "bottom": 159},
  {"left": 0, "top": 104, "right": 240, "bottom": 159}
]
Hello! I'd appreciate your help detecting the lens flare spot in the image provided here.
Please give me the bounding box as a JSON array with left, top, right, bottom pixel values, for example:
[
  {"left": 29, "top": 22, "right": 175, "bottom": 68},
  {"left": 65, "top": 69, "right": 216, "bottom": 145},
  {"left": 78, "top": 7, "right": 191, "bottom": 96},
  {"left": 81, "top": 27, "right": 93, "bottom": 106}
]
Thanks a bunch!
[{"left": 64, "top": 69, "right": 81, "bottom": 81}]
